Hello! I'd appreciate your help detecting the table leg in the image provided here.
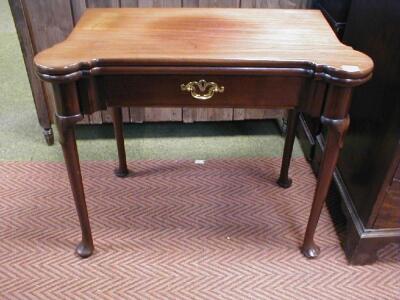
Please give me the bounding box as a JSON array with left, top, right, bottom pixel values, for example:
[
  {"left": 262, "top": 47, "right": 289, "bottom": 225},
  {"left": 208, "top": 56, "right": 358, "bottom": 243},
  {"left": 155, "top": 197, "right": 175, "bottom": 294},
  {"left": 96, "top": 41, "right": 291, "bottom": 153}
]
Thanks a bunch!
[
  {"left": 301, "top": 115, "right": 350, "bottom": 258},
  {"left": 55, "top": 113, "right": 94, "bottom": 258},
  {"left": 277, "top": 109, "right": 299, "bottom": 188},
  {"left": 111, "top": 107, "right": 129, "bottom": 177}
]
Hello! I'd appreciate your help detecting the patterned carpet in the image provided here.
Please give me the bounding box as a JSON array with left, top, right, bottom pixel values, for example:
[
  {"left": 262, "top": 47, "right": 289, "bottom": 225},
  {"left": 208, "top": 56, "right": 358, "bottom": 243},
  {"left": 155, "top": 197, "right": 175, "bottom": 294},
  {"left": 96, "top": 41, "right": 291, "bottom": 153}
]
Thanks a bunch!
[{"left": 0, "top": 158, "right": 399, "bottom": 299}]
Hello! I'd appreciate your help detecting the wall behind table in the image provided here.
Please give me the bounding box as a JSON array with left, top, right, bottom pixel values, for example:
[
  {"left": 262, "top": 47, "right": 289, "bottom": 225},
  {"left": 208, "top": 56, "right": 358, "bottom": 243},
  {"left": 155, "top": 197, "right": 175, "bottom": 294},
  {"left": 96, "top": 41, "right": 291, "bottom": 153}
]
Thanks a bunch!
[{"left": 11, "top": 0, "right": 312, "bottom": 125}]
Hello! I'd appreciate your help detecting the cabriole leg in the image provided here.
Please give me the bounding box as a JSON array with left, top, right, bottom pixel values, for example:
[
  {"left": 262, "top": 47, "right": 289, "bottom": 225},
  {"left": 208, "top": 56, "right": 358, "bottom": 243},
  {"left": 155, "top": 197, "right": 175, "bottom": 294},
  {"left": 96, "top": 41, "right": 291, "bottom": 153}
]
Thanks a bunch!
[
  {"left": 111, "top": 107, "right": 129, "bottom": 177},
  {"left": 277, "top": 109, "right": 299, "bottom": 188},
  {"left": 302, "top": 115, "right": 350, "bottom": 258},
  {"left": 56, "top": 113, "right": 94, "bottom": 258}
]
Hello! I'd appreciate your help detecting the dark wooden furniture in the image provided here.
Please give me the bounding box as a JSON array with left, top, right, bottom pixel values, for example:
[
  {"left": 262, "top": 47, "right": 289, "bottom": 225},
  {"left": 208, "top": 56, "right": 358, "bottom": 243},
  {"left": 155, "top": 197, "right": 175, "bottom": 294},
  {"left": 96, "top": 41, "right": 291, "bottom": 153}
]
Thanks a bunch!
[
  {"left": 313, "top": 0, "right": 351, "bottom": 38},
  {"left": 299, "top": 0, "right": 400, "bottom": 264},
  {"left": 297, "top": 0, "right": 352, "bottom": 163},
  {"left": 9, "top": 0, "right": 312, "bottom": 145},
  {"left": 34, "top": 8, "right": 372, "bottom": 258},
  {"left": 337, "top": 0, "right": 400, "bottom": 265}
]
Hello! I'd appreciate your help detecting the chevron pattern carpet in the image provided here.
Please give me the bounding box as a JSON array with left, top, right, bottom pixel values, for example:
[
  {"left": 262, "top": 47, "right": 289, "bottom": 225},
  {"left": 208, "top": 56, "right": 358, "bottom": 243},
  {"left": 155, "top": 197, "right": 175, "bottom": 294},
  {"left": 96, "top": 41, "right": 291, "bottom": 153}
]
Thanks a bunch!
[{"left": 1, "top": 158, "right": 399, "bottom": 299}]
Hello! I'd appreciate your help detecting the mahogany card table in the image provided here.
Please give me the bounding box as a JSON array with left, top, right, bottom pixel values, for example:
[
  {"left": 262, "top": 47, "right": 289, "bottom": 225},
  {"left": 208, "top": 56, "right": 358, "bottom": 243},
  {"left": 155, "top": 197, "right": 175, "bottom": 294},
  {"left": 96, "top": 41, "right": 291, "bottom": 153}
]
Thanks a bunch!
[{"left": 34, "top": 8, "right": 373, "bottom": 258}]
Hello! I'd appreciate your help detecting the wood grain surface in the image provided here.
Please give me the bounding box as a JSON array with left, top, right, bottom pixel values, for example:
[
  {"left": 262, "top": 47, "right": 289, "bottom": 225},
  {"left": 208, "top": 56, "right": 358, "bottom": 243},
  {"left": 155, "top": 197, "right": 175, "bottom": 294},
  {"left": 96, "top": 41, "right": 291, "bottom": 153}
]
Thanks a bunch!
[
  {"left": 13, "top": 0, "right": 313, "bottom": 124},
  {"left": 32, "top": 6, "right": 374, "bottom": 261},
  {"left": 183, "top": 0, "right": 239, "bottom": 122},
  {"left": 34, "top": 8, "right": 373, "bottom": 79}
]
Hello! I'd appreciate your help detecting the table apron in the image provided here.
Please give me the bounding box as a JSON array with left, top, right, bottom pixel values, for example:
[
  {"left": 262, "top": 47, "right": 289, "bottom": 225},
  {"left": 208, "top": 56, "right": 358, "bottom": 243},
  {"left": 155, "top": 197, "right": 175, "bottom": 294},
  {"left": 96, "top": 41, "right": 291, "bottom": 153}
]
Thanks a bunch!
[{"left": 91, "top": 74, "right": 310, "bottom": 109}]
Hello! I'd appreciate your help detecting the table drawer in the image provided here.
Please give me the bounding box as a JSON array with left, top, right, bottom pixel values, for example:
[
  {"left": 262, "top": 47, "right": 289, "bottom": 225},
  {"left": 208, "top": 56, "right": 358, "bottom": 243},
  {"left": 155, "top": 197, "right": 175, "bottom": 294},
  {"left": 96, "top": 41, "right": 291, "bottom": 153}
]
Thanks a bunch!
[{"left": 99, "top": 75, "right": 306, "bottom": 109}]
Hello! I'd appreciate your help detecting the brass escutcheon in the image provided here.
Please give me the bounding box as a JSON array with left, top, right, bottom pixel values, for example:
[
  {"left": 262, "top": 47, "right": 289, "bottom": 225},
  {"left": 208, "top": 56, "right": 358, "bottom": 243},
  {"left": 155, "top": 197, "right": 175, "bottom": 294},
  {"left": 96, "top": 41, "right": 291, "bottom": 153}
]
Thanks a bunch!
[{"left": 180, "top": 79, "right": 224, "bottom": 100}]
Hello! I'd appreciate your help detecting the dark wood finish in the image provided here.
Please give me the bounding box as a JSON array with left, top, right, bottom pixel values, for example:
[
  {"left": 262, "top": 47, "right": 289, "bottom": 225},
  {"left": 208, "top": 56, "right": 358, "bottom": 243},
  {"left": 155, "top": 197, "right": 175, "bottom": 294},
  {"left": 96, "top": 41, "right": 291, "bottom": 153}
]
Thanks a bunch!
[
  {"left": 34, "top": 8, "right": 372, "bottom": 258},
  {"left": 277, "top": 109, "right": 299, "bottom": 188},
  {"left": 340, "top": 0, "right": 400, "bottom": 226},
  {"left": 374, "top": 149, "right": 400, "bottom": 229},
  {"left": 298, "top": 0, "right": 400, "bottom": 265},
  {"left": 8, "top": 0, "right": 54, "bottom": 144},
  {"left": 302, "top": 86, "right": 351, "bottom": 258},
  {"left": 367, "top": 145, "right": 400, "bottom": 229},
  {"left": 297, "top": 0, "right": 352, "bottom": 161},
  {"left": 297, "top": 0, "right": 352, "bottom": 162},
  {"left": 9, "top": 1, "right": 315, "bottom": 138},
  {"left": 111, "top": 107, "right": 129, "bottom": 177},
  {"left": 313, "top": 0, "right": 351, "bottom": 38},
  {"left": 99, "top": 75, "right": 306, "bottom": 108},
  {"left": 53, "top": 83, "right": 94, "bottom": 258},
  {"left": 337, "top": 0, "right": 400, "bottom": 264},
  {"left": 34, "top": 9, "right": 372, "bottom": 78}
]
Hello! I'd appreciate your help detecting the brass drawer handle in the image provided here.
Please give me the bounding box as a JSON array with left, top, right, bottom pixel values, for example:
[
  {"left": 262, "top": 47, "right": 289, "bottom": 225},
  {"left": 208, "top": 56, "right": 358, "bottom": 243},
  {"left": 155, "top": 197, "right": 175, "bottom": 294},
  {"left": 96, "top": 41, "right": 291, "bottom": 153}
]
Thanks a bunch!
[{"left": 180, "top": 79, "right": 224, "bottom": 100}]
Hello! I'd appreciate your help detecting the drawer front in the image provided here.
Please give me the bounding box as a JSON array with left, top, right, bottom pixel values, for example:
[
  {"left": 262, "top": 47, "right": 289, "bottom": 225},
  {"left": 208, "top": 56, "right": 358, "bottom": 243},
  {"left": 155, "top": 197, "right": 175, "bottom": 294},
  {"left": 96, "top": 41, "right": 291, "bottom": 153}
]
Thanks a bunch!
[{"left": 99, "top": 75, "right": 306, "bottom": 109}]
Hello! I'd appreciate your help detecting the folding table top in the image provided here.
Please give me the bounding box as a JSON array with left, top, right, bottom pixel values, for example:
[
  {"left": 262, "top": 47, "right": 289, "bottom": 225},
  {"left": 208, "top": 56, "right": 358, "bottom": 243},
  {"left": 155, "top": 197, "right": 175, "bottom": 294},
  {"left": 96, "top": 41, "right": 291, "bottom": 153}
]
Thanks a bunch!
[{"left": 34, "top": 8, "right": 373, "bottom": 82}]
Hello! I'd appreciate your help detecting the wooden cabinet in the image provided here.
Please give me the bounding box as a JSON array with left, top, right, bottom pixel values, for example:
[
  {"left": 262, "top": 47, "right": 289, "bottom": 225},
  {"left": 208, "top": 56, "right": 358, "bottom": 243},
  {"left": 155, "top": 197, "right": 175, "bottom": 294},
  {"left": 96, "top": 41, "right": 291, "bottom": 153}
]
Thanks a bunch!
[
  {"left": 9, "top": 0, "right": 311, "bottom": 144},
  {"left": 314, "top": 0, "right": 351, "bottom": 38},
  {"left": 374, "top": 157, "right": 400, "bottom": 229},
  {"left": 300, "top": 0, "right": 400, "bottom": 264}
]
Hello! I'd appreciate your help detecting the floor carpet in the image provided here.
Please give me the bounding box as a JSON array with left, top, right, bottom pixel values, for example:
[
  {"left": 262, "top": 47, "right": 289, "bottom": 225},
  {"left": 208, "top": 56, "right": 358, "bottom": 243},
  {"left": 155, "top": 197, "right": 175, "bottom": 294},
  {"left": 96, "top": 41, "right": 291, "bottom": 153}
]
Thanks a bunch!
[{"left": 0, "top": 158, "right": 399, "bottom": 299}]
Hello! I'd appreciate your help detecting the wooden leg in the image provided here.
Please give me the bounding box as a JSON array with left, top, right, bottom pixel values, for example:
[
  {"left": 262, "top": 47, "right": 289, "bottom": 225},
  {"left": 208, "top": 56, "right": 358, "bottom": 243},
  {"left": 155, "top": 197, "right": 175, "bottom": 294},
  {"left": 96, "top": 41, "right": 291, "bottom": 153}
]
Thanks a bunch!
[
  {"left": 56, "top": 114, "right": 94, "bottom": 258},
  {"left": 301, "top": 116, "right": 350, "bottom": 258},
  {"left": 111, "top": 107, "right": 129, "bottom": 177},
  {"left": 277, "top": 109, "right": 299, "bottom": 188}
]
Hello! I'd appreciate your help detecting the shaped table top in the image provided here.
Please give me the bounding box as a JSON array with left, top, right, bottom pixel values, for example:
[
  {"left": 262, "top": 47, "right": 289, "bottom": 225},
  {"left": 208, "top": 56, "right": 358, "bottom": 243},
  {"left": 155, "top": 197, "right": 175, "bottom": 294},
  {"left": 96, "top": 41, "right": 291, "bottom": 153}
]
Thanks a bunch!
[{"left": 34, "top": 8, "right": 373, "bottom": 84}]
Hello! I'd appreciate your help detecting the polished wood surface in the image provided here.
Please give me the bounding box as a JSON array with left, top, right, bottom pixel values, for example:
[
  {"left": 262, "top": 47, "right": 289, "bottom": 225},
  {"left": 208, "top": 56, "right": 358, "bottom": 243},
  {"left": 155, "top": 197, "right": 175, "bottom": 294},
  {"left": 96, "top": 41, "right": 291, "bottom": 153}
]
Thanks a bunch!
[
  {"left": 35, "top": 8, "right": 372, "bottom": 82},
  {"left": 99, "top": 75, "right": 306, "bottom": 108},
  {"left": 277, "top": 109, "right": 300, "bottom": 188},
  {"left": 111, "top": 107, "right": 129, "bottom": 177},
  {"left": 338, "top": 0, "right": 400, "bottom": 265},
  {"left": 298, "top": 0, "right": 400, "bottom": 265},
  {"left": 11, "top": 2, "right": 310, "bottom": 137},
  {"left": 34, "top": 8, "right": 373, "bottom": 258}
]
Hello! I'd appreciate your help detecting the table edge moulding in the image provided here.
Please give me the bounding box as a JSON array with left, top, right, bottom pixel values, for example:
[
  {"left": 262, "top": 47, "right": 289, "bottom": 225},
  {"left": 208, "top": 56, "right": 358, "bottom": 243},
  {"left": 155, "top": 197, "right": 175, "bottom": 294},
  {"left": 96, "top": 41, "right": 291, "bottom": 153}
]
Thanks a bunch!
[{"left": 33, "top": 8, "right": 374, "bottom": 259}]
